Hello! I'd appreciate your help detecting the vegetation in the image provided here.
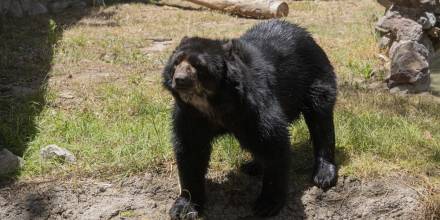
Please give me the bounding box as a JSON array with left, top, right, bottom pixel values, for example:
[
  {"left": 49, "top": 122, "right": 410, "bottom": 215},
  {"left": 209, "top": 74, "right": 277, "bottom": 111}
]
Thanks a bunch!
[{"left": 0, "top": 0, "right": 438, "bottom": 195}]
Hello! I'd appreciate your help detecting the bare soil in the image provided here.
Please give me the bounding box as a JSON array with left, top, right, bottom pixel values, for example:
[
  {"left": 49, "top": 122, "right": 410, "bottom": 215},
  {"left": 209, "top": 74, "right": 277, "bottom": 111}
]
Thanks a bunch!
[{"left": 0, "top": 172, "right": 424, "bottom": 220}]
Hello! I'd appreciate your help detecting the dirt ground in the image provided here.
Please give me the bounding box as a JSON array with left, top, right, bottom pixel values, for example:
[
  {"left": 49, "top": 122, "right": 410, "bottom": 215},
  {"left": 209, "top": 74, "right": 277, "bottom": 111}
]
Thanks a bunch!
[
  {"left": 1, "top": 2, "right": 436, "bottom": 220},
  {"left": 0, "top": 171, "right": 424, "bottom": 220}
]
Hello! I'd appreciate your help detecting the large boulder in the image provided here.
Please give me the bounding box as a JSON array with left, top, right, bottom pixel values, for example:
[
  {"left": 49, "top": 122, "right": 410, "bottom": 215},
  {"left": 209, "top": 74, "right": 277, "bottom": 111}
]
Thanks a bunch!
[
  {"left": 0, "top": 149, "right": 23, "bottom": 175},
  {"left": 375, "top": 0, "right": 439, "bottom": 93},
  {"left": 387, "top": 41, "right": 431, "bottom": 92},
  {"left": 378, "top": 0, "right": 436, "bottom": 8},
  {"left": 0, "top": 0, "right": 89, "bottom": 17}
]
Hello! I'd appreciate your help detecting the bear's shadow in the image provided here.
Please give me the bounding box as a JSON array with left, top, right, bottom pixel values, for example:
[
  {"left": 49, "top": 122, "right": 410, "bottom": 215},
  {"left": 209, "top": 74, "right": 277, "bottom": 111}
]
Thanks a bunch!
[{"left": 204, "top": 141, "right": 349, "bottom": 220}]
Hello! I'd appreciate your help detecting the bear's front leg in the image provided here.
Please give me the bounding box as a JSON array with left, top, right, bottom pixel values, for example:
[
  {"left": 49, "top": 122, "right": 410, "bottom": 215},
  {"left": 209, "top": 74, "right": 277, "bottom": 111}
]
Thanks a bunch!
[{"left": 169, "top": 108, "right": 215, "bottom": 220}]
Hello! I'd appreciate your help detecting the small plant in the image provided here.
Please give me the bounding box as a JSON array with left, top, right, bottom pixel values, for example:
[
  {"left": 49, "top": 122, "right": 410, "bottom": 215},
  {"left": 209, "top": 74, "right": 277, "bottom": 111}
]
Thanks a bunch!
[
  {"left": 119, "top": 210, "right": 136, "bottom": 218},
  {"left": 48, "top": 19, "right": 58, "bottom": 46},
  {"left": 347, "top": 60, "right": 374, "bottom": 80}
]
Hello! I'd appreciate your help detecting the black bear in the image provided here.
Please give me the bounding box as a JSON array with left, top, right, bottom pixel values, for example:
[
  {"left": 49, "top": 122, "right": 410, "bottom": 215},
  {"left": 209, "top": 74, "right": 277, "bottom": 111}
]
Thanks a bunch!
[{"left": 162, "top": 20, "right": 337, "bottom": 219}]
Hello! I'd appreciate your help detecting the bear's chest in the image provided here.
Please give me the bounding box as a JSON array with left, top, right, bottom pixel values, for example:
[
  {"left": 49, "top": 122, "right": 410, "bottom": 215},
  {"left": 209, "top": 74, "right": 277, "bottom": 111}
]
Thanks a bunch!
[{"left": 180, "top": 93, "right": 216, "bottom": 120}]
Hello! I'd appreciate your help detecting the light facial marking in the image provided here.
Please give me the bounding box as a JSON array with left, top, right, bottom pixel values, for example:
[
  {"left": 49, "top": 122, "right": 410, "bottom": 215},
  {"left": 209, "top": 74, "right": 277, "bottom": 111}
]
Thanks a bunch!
[
  {"left": 180, "top": 92, "right": 214, "bottom": 118},
  {"left": 173, "top": 60, "right": 213, "bottom": 117},
  {"left": 173, "top": 60, "right": 196, "bottom": 88}
]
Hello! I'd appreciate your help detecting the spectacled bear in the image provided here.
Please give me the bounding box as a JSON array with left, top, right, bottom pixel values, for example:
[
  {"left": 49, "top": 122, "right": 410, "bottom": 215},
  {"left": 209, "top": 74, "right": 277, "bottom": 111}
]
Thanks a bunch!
[{"left": 163, "top": 20, "right": 337, "bottom": 219}]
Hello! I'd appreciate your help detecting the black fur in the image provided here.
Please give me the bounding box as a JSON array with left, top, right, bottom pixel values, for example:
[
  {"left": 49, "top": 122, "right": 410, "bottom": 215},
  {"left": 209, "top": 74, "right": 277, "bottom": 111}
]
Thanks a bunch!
[{"left": 163, "top": 20, "right": 337, "bottom": 219}]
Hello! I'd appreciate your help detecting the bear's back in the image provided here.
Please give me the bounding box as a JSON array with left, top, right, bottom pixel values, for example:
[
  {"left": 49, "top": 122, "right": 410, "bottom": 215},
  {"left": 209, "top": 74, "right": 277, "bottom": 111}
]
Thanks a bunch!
[{"left": 241, "top": 20, "right": 336, "bottom": 122}]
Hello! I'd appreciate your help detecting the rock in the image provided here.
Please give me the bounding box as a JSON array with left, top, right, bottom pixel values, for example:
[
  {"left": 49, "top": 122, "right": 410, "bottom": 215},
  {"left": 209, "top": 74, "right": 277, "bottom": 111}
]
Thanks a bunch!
[
  {"left": 144, "top": 172, "right": 153, "bottom": 182},
  {"left": 375, "top": 10, "right": 398, "bottom": 34},
  {"left": 0, "top": 0, "right": 12, "bottom": 14},
  {"left": 1, "top": 0, "right": 48, "bottom": 17},
  {"left": 40, "top": 144, "right": 76, "bottom": 163},
  {"left": 428, "top": 27, "right": 440, "bottom": 38},
  {"left": 388, "top": 83, "right": 429, "bottom": 94},
  {"left": 379, "top": 35, "right": 393, "bottom": 50},
  {"left": 378, "top": 0, "right": 393, "bottom": 8},
  {"left": 0, "top": 149, "right": 23, "bottom": 175},
  {"left": 48, "top": 0, "right": 73, "bottom": 13},
  {"left": 376, "top": 0, "right": 437, "bottom": 93},
  {"left": 376, "top": 9, "right": 424, "bottom": 41},
  {"left": 396, "top": 18, "right": 424, "bottom": 41},
  {"left": 19, "top": 0, "right": 32, "bottom": 13},
  {"left": 386, "top": 0, "right": 423, "bottom": 7},
  {"left": 419, "top": 34, "right": 435, "bottom": 55},
  {"left": 9, "top": 0, "right": 23, "bottom": 17},
  {"left": 388, "top": 41, "right": 431, "bottom": 92},
  {"left": 71, "top": 1, "right": 87, "bottom": 9},
  {"left": 418, "top": 12, "right": 436, "bottom": 30},
  {"left": 28, "top": 2, "right": 48, "bottom": 16},
  {"left": 97, "top": 183, "right": 112, "bottom": 193}
]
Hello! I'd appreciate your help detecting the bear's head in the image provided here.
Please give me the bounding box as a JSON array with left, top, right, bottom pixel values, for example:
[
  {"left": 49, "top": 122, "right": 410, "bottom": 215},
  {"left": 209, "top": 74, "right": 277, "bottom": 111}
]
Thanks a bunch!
[
  {"left": 163, "top": 37, "right": 230, "bottom": 102},
  {"left": 162, "top": 36, "right": 257, "bottom": 115}
]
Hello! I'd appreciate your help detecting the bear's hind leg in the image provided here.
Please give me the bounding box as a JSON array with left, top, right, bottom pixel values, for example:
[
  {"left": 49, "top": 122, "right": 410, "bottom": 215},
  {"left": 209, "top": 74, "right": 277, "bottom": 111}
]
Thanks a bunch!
[{"left": 245, "top": 124, "right": 291, "bottom": 217}]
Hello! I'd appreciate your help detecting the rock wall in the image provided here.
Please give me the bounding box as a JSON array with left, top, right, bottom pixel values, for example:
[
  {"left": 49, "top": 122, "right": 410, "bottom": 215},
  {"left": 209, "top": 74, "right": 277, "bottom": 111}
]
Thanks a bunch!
[
  {"left": 376, "top": 0, "right": 440, "bottom": 93},
  {"left": 0, "top": 0, "right": 90, "bottom": 17}
]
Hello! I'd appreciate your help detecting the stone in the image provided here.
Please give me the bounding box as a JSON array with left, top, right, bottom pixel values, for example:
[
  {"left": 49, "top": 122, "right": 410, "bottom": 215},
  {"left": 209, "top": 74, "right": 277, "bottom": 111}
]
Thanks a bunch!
[
  {"left": 386, "top": 0, "right": 423, "bottom": 7},
  {"left": 0, "top": 0, "right": 11, "bottom": 14},
  {"left": 9, "top": 0, "right": 23, "bottom": 17},
  {"left": 379, "top": 34, "right": 393, "bottom": 50},
  {"left": 375, "top": 10, "right": 399, "bottom": 34},
  {"left": 97, "top": 183, "right": 112, "bottom": 193},
  {"left": 1, "top": 0, "right": 48, "bottom": 16},
  {"left": 419, "top": 35, "right": 435, "bottom": 55},
  {"left": 40, "top": 144, "right": 76, "bottom": 163},
  {"left": 71, "top": 1, "right": 87, "bottom": 9},
  {"left": 396, "top": 18, "right": 423, "bottom": 41},
  {"left": 378, "top": 0, "right": 393, "bottom": 8},
  {"left": 388, "top": 41, "right": 431, "bottom": 92},
  {"left": 0, "top": 149, "right": 23, "bottom": 175},
  {"left": 28, "top": 2, "right": 48, "bottom": 16},
  {"left": 417, "top": 12, "right": 436, "bottom": 30},
  {"left": 376, "top": 9, "right": 424, "bottom": 41},
  {"left": 20, "top": 0, "right": 33, "bottom": 13},
  {"left": 0, "top": 0, "right": 13, "bottom": 14},
  {"left": 428, "top": 27, "right": 440, "bottom": 38},
  {"left": 49, "top": 0, "right": 73, "bottom": 13},
  {"left": 388, "top": 83, "right": 431, "bottom": 94},
  {"left": 375, "top": 0, "right": 438, "bottom": 93}
]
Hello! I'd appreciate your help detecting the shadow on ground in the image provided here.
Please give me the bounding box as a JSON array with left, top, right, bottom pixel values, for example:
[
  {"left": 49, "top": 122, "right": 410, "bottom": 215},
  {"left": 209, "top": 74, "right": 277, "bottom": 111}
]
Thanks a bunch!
[
  {"left": 0, "top": 8, "right": 95, "bottom": 179},
  {"left": 430, "top": 52, "right": 440, "bottom": 96},
  {"left": 202, "top": 148, "right": 421, "bottom": 219},
  {"left": 0, "top": 148, "right": 423, "bottom": 219},
  {"left": 203, "top": 141, "right": 349, "bottom": 219},
  {"left": 0, "top": 0, "right": 164, "bottom": 180}
]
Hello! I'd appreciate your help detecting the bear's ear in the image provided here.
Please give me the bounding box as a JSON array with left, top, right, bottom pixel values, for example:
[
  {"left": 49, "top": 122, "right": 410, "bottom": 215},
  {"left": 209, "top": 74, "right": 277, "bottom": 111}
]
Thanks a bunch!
[
  {"left": 180, "top": 36, "right": 189, "bottom": 44},
  {"left": 222, "top": 40, "right": 235, "bottom": 60},
  {"left": 171, "top": 51, "right": 186, "bottom": 66}
]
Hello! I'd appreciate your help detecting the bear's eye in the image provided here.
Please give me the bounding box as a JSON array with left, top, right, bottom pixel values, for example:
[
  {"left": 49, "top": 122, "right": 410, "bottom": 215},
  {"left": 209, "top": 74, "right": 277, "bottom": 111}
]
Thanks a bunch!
[{"left": 173, "top": 52, "right": 186, "bottom": 65}]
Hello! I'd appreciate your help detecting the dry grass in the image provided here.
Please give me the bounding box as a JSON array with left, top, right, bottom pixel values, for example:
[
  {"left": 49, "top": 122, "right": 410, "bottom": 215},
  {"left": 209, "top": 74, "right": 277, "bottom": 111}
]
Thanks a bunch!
[{"left": 423, "top": 192, "right": 440, "bottom": 220}]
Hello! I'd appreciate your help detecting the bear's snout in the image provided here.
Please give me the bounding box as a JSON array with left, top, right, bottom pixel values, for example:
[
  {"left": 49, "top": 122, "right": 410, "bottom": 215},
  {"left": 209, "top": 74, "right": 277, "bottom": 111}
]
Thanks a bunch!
[
  {"left": 172, "top": 60, "right": 197, "bottom": 90},
  {"left": 173, "top": 72, "right": 193, "bottom": 89}
]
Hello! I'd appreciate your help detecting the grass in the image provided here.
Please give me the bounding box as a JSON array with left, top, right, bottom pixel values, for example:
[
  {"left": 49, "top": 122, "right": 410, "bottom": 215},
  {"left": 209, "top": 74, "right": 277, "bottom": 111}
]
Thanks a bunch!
[{"left": 0, "top": 0, "right": 438, "bottom": 197}]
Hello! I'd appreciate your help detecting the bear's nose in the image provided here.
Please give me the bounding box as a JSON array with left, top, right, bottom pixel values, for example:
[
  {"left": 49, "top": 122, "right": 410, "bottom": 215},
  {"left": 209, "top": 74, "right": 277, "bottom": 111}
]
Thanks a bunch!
[{"left": 174, "top": 74, "right": 193, "bottom": 89}]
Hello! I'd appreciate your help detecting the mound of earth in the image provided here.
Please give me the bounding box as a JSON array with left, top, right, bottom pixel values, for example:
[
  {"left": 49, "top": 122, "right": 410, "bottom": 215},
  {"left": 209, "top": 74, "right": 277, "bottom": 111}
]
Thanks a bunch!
[{"left": 0, "top": 172, "right": 423, "bottom": 219}]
